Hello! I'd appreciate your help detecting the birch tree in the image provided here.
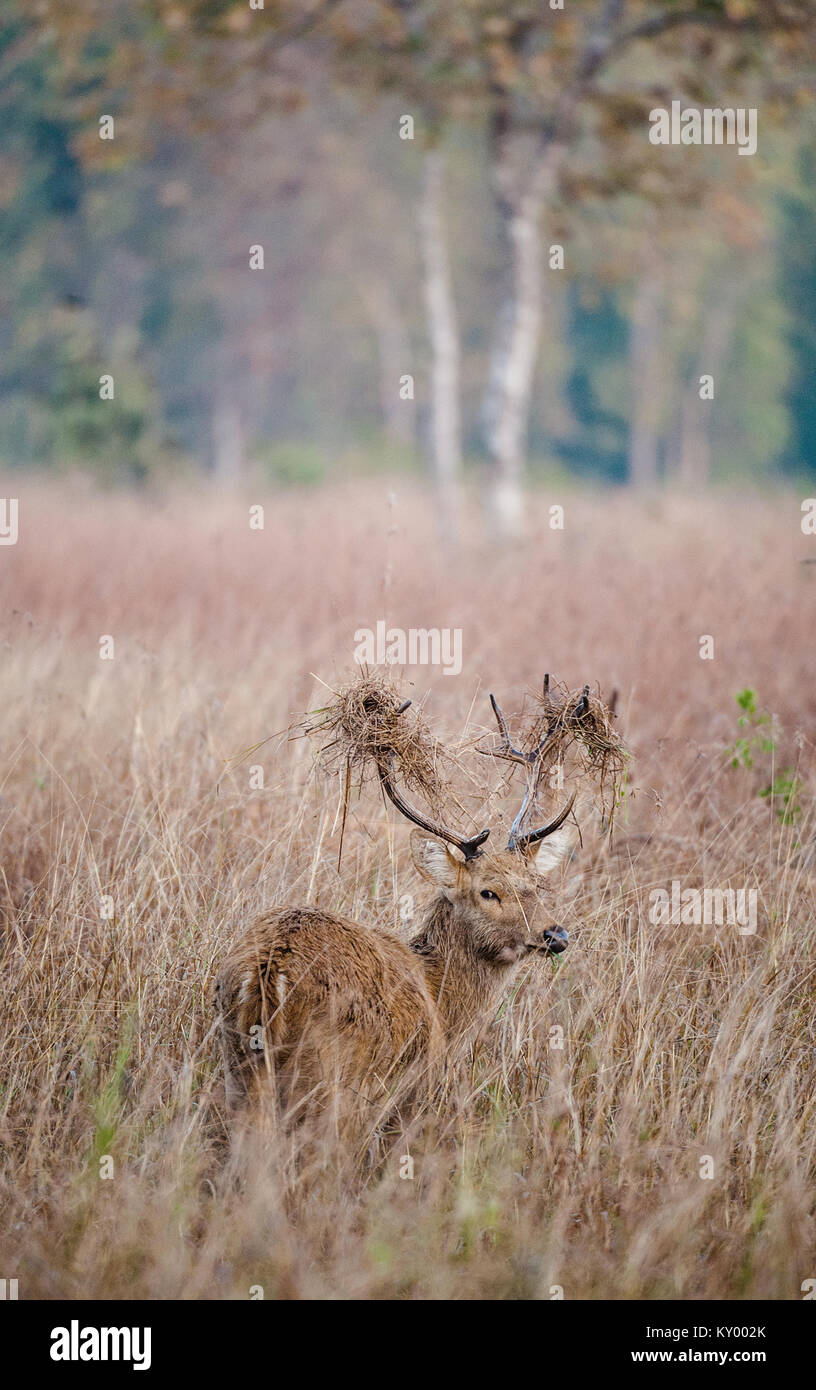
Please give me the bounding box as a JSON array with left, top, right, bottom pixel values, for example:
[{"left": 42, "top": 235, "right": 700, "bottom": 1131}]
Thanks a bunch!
[{"left": 418, "top": 146, "right": 463, "bottom": 536}]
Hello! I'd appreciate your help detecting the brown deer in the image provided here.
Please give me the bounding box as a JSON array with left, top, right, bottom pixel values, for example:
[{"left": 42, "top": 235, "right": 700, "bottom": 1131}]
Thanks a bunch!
[{"left": 215, "top": 690, "right": 588, "bottom": 1120}]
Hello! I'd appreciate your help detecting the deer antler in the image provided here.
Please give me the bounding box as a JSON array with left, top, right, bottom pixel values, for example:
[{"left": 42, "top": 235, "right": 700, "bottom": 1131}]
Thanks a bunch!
[
  {"left": 483, "top": 681, "right": 586, "bottom": 850},
  {"left": 376, "top": 704, "right": 491, "bottom": 861},
  {"left": 513, "top": 791, "right": 576, "bottom": 850}
]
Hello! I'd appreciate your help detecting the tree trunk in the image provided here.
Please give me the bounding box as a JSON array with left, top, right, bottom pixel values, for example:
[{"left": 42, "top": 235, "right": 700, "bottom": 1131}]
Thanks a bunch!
[
  {"left": 417, "top": 148, "right": 462, "bottom": 540},
  {"left": 477, "top": 3, "right": 634, "bottom": 535},
  {"left": 362, "top": 277, "right": 414, "bottom": 451},
  {"left": 675, "top": 275, "right": 742, "bottom": 491},
  {"left": 212, "top": 387, "right": 246, "bottom": 481},
  {"left": 629, "top": 252, "right": 664, "bottom": 488},
  {"left": 481, "top": 142, "right": 562, "bottom": 539}
]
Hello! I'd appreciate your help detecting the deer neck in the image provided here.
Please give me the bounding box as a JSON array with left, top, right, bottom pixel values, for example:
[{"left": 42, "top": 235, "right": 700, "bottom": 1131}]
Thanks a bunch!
[{"left": 408, "top": 893, "right": 514, "bottom": 1040}]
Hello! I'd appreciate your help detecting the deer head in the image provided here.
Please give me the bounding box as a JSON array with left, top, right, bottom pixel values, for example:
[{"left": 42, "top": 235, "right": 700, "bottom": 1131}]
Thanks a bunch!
[{"left": 377, "top": 686, "right": 588, "bottom": 968}]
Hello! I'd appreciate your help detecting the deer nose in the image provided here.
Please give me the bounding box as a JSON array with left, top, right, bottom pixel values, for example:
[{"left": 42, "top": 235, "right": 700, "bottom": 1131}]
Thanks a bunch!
[{"left": 541, "top": 925, "right": 568, "bottom": 955}]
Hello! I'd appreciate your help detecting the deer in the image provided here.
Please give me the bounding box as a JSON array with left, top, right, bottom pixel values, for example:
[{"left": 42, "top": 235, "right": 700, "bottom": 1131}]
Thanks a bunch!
[{"left": 215, "top": 688, "right": 590, "bottom": 1122}]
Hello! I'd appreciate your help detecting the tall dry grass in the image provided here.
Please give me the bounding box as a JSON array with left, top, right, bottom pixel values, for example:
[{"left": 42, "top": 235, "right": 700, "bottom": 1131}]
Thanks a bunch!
[{"left": 0, "top": 478, "right": 814, "bottom": 1299}]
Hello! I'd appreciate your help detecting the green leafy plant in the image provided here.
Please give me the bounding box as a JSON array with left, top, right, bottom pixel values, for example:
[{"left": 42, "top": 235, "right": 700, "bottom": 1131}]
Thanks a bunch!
[
  {"left": 759, "top": 772, "right": 802, "bottom": 825},
  {"left": 726, "top": 689, "right": 801, "bottom": 822}
]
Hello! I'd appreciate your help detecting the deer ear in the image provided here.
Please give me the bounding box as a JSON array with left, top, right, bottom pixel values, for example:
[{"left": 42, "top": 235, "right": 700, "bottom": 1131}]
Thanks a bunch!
[
  {"left": 522, "top": 826, "right": 574, "bottom": 875},
  {"left": 410, "top": 830, "right": 460, "bottom": 889}
]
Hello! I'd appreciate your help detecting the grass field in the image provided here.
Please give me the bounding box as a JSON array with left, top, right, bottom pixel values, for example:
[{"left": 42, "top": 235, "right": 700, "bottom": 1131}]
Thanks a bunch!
[{"left": 1, "top": 478, "right": 814, "bottom": 1299}]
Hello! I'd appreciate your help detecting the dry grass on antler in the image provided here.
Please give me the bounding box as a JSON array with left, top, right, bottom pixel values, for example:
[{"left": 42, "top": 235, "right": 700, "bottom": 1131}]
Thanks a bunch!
[
  {"left": 528, "top": 678, "right": 627, "bottom": 806},
  {"left": 302, "top": 673, "right": 627, "bottom": 827},
  {"left": 301, "top": 671, "right": 451, "bottom": 811}
]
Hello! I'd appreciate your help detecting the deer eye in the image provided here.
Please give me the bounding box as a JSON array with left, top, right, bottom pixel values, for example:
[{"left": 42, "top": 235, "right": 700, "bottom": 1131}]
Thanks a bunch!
[{"left": 480, "top": 890, "right": 501, "bottom": 902}]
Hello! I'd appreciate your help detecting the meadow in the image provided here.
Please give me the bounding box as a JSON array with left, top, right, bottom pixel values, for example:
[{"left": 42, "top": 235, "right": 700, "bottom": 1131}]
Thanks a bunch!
[{"left": 0, "top": 478, "right": 814, "bottom": 1299}]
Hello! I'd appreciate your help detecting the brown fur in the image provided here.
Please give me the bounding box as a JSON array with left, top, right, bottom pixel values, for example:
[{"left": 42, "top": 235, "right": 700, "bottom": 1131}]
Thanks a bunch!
[{"left": 215, "top": 827, "right": 572, "bottom": 1121}]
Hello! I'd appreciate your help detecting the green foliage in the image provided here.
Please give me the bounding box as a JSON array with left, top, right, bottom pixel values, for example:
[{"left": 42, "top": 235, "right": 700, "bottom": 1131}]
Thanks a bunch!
[
  {"left": 715, "top": 275, "right": 794, "bottom": 480},
  {"left": 257, "top": 441, "right": 329, "bottom": 487},
  {"left": 0, "top": 1, "right": 815, "bottom": 482},
  {"left": 758, "top": 771, "right": 802, "bottom": 825},
  {"left": 728, "top": 687, "right": 773, "bottom": 768},
  {"left": 91, "top": 1008, "right": 137, "bottom": 1161},
  {"left": 726, "top": 689, "right": 801, "bottom": 823},
  {"left": 779, "top": 143, "right": 816, "bottom": 477}
]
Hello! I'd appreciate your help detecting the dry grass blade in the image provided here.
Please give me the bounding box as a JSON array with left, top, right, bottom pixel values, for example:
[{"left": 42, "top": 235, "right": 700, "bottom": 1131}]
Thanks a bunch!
[{"left": 0, "top": 483, "right": 813, "bottom": 1300}]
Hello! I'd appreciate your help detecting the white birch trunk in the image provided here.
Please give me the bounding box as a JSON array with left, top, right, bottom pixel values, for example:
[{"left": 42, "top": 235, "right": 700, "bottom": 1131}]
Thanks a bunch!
[
  {"left": 481, "top": 144, "right": 563, "bottom": 538},
  {"left": 417, "top": 148, "right": 462, "bottom": 538}
]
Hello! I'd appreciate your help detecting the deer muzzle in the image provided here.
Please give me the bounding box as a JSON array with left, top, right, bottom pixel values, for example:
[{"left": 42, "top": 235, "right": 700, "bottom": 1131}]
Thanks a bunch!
[{"left": 533, "top": 926, "right": 569, "bottom": 956}]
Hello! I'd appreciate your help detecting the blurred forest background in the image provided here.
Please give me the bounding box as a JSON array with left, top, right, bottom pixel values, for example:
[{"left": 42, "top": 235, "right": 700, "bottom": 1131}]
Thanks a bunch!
[{"left": 1, "top": 0, "right": 816, "bottom": 527}]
